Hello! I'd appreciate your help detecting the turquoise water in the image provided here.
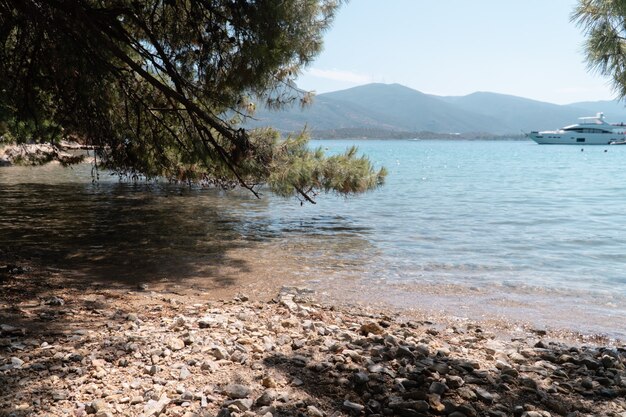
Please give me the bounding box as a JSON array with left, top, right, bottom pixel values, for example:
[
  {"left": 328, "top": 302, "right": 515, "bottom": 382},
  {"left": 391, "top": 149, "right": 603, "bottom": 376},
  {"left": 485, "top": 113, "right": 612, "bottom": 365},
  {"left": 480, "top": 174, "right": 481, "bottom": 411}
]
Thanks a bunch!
[
  {"left": 295, "top": 140, "right": 626, "bottom": 292},
  {"left": 2, "top": 139, "right": 626, "bottom": 337},
  {"left": 266, "top": 139, "right": 626, "bottom": 336}
]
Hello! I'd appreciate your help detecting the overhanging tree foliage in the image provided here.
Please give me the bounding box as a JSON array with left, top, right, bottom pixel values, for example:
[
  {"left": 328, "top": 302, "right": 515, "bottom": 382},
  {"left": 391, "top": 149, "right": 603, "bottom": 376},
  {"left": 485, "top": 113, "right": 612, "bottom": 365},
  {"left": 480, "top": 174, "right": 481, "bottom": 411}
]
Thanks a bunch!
[
  {"left": 0, "top": 0, "right": 386, "bottom": 202},
  {"left": 574, "top": 0, "right": 626, "bottom": 100}
]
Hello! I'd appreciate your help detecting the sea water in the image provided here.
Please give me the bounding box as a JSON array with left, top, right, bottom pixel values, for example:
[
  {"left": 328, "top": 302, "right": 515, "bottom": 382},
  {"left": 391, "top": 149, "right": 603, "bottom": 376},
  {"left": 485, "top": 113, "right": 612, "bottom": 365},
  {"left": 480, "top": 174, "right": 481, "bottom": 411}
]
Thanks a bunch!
[
  {"left": 298, "top": 140, "right": 626, "bottom": 292},
  {"left": 1, "top": 139, "right": 625, "bottom": 337},
  {"left": 266, "top": 139, "right": 626, "bottom": 337}
]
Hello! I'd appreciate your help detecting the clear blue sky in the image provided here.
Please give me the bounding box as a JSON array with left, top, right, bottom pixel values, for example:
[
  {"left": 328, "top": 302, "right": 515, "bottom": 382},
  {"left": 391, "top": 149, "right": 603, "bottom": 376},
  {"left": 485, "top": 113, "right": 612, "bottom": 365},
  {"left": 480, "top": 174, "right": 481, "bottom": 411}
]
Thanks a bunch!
[{"left": 296, "top": 0, "right": 616, "bottom": 105}]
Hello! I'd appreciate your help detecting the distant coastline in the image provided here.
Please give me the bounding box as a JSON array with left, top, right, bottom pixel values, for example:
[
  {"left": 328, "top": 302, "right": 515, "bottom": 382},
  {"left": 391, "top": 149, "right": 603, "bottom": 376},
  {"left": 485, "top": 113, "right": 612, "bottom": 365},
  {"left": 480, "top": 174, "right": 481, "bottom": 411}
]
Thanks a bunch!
[{"left": 308, "top": 127, "right": 526, "bottom": 140}]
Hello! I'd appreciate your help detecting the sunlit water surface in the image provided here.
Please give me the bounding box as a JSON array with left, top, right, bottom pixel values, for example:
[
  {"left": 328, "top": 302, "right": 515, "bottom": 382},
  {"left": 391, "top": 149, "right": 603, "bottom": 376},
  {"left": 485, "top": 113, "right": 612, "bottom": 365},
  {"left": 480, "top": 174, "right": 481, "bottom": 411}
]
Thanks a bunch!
[{"left": 2, "top": 140, "right": 626, "bottom": 338}]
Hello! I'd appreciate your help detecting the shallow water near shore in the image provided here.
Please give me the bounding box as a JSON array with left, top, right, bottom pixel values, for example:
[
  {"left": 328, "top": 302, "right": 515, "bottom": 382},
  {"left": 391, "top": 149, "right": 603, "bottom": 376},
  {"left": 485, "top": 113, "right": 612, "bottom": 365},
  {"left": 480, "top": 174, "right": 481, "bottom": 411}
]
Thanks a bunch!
[{"left": 1, "top": 139, "right": 626, "bottom": 339}]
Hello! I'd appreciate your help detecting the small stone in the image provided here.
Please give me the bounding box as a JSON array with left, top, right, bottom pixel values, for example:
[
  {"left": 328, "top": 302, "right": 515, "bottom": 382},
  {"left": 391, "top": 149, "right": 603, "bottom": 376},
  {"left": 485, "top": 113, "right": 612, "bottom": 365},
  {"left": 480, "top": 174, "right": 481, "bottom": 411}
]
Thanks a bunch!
[
  {"left": 87, "top": 400, "right": 106, "bottom": 413},
  {"left": 217, "top": 408, "right": 231, "bottom": 417},
  {"left": 307, "top": 405, "right": 324, "bottom": 417},
  {"left": 255, "top": 390, "right": 276, "bottom": 406},
  {"left": 131, "top": 396, "right": 143, "bottom": 405},
  {"left": 199, "top": 315, "right": 226, "bottom": 328},
  {"left": 46, "top": 296, "right": 65, "bottom": 306},
  {"left": 10, "top": 357, "right": 24, "bottom": 368},
  {"left": 91, "top": 358, "right": 106, "bottom": 368},
  {"left": 142, "top": 395, "right": 170, "bottom": 417},
  {"left": 446, "top": 375, "right": 464, "bottom": 389},
  {"left": 579, "top": 356, "right": 600, "bottom": 370},
  {"left": 457, "top": 404, "right": 477, "bottom": 417},
  {"left": 211, "top": 345, "right": 230, "bottom": 360},
  {"left": 234, "top": 293, "right": 249, "bottom": 302},
  {"left": 15, "top": 403, "right": 29, "bottom": 411},
  {"left": 429, "top": 362, "right": 449, "bottom": 374},
  {"left": 262, "top": 377, "right": 278, "bottom": 388},
  {"left": 201, "top": 360, "right": 219, "bottom": 372},
  {"left": 598, "top": 388, "right": 617, "bottom": 398},
  {"left": 0, "top": 324, "right": 18, "bottom": 333},
  {"left": 167, "top": 338, "right": 185, "bottom": 351},
  {"left": 179, "top": 366, "right": 191, "bottom": 380},
  {"left": 292, "top": 339, "right": 306, "bottom": 350},
  {"left": 229, "top": 398, "right": 253, "bottom": 412},
  {"left": 429, "top": 381, "right": 447, "bottom": 395},
  {"left": 520, "top": 377, "right": 538, "bottom": 390},
  {"left": 30, "top": 362, "right": 46, "bottom": 371},
  {"left": 415, "top": 344, "right": 430, "bottom": 357},
  {"left": 352, "top": 372, "right": 369, "bottom": 385},
  {"left": 180, "top": 391, "right": 194, "bottom": 402},
  {"left": 457, "top": 387, "right": 476, "bottom": 401},
  {"left": 279, "top": 294, "right": 299, "bottom": 311},
  {"left": 457, "top": 360, "right": 480, "bottom": 371},
  {"left": 474, "top": 388, "right": 495, "bottom": 403},
  {"left": 223, "top": 384, "right": 251, "bottom": 399},
  {"left": 580, "top": 378, "right": 593, "bottom": 389},
  {"left": 427, "top": 395, "right": 445, "bottom": 413},
  {"left": 368, "top": 364, "right": 384, "bottom": 373},
  {"left": 343, "top": 400, "right": 365, "bottom": 413},
  {"left": 232, "top": 350, "right": 248, "bottom": 364},
  {"left": 360, "top": 322, "right": 383, "bottom": 335},
  {"left": 501, "top": 367, "right": 519, "bottom": 377},
  {"left": 52, "top": 391, "right": 68, "bottom": 401},
  {"left": 601, "top": 355, "right": 617, "bottom": 368}
]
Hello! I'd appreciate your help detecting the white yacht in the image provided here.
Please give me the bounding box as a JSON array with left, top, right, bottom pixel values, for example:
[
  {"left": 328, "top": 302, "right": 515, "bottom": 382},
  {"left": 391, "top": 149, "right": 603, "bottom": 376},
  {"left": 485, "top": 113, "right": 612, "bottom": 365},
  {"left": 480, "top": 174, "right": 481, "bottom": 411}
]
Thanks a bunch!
[{"left": 528, "top": 113, "right": 626, "bottom": 145}]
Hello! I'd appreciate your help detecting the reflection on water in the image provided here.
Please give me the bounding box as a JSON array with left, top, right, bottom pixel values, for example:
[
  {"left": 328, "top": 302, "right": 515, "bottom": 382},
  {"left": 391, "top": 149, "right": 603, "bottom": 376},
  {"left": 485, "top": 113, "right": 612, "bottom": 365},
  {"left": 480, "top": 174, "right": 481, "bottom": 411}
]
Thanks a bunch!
[{"left": 0, "top": 164, "right": 375, "bottom": 293}]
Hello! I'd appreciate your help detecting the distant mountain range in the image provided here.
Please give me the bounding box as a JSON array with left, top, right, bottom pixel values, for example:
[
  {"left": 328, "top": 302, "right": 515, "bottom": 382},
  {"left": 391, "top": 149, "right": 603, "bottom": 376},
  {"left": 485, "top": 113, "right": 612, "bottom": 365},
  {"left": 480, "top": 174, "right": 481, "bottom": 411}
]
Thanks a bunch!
[{"left": 244, "top": 83, "right": 626, "bottom": 138}]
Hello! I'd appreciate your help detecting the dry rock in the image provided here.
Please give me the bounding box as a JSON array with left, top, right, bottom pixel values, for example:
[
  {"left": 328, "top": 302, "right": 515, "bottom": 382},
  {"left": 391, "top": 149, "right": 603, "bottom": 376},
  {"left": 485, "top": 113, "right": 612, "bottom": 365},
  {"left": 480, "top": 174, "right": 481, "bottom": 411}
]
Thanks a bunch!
[{"left": 223, "top": 384, "right": 251, "bottom": 399}]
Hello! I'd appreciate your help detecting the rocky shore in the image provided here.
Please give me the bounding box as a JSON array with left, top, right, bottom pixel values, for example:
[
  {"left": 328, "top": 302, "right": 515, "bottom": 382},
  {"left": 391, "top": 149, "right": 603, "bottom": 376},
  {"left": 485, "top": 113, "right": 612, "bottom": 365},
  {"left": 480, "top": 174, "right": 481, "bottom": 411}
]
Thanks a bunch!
[
  {"left": 1, "top": 266, "right": 626, "bottom": 417},
  {"left": 0, "top": 142, "right": 86, "bottom": 166}
]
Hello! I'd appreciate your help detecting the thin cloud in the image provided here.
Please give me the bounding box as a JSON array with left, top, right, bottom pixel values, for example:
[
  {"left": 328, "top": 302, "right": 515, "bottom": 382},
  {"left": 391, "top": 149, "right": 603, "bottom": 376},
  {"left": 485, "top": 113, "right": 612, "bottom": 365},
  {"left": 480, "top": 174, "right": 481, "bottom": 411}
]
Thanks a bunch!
[{"left": 306, "top": 68, "right": 374, "bottom": 84}]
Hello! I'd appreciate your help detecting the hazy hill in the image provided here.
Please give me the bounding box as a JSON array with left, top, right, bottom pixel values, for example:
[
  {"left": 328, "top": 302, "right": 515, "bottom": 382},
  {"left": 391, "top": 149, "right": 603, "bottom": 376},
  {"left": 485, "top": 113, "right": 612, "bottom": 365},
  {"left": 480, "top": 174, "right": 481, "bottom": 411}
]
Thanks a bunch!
[
  {"left": 246, "top": 83, "right": 626, "bottom": 137},
  {"left": 321, "top": 84, "right": 509, "bottom": 133},
  {"left": 439, "top": 92, "right": 592, "bottom": 132},
  {"left": 250, "top": 95, "right": 400, "bottom": 132}
]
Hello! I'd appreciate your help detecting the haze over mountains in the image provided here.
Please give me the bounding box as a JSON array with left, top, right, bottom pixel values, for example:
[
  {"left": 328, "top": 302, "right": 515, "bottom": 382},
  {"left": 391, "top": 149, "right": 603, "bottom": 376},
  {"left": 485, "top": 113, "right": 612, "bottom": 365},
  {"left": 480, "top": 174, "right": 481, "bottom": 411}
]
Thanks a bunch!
[{"left": 246, "top": 83, "right": 626, "bottom": 137}]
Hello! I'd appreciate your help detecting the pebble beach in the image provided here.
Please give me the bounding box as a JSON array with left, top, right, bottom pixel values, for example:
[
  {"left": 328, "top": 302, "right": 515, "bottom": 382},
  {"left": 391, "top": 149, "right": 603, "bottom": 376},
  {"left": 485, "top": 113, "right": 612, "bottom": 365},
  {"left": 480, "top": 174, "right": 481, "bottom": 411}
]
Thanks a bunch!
[{"left": 1, "top": 261, "right": 626, "bottom": 417}]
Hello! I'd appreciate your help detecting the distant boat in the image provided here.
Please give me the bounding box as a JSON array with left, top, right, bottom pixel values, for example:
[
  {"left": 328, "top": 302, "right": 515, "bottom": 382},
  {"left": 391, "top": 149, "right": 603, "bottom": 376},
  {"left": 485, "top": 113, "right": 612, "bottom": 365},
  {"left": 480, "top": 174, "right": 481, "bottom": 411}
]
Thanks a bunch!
[{"left": 527, "top": 113, "right": 626, "bottom": 145}]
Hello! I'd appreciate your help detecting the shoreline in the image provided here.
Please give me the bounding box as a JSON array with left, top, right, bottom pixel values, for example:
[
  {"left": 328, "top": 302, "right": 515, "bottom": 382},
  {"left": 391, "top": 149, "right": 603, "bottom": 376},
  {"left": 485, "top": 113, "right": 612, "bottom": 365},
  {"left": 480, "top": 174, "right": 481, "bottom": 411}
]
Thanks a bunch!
[
  {"left": 2, "top": 245, "right": 624, "bottom": 347},
  {"left": 306, "top": 279, "right": 626, "bottom": 346},
  {"left": 1, "top": 257, "right": 626, "bottom": 416}
]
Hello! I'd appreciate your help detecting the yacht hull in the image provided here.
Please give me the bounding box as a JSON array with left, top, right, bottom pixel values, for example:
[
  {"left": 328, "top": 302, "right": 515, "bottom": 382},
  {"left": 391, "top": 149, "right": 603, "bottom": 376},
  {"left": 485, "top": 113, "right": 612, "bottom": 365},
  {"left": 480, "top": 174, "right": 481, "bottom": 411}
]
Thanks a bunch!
[{"left": 529, "top": 132, "right": 622, "bottom": 145}]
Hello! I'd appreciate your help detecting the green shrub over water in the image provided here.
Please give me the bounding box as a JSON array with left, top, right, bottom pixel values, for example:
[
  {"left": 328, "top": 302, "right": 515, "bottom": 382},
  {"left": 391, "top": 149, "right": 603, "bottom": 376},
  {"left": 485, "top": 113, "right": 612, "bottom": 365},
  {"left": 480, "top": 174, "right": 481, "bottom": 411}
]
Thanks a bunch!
[{"left": 0, "top": 0, "right": 385, "bottom": 202}]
